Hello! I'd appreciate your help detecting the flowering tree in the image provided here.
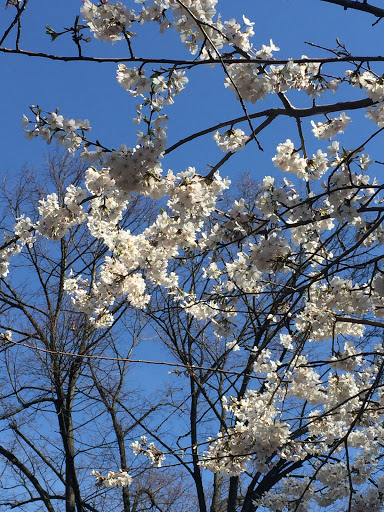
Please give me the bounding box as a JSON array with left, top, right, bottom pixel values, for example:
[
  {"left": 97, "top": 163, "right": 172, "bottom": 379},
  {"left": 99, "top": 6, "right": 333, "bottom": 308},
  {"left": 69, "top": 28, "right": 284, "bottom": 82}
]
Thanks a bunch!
[{"left": 2, "top": 1, "right": 384, "bottom": 512}]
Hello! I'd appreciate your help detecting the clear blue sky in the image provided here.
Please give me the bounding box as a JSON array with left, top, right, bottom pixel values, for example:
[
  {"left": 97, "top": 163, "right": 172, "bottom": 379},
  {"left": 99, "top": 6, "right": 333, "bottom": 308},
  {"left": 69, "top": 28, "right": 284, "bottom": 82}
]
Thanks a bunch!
[{"left": 1, "top": 0, "right": 383, "bottom": 186}]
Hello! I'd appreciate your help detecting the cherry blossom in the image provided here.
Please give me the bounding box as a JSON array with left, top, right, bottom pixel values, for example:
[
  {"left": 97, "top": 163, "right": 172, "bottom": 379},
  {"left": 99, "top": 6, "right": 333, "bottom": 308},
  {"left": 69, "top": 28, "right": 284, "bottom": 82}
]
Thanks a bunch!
[{"left": 4, "top": 1, "right": 384, "bottom": 510}]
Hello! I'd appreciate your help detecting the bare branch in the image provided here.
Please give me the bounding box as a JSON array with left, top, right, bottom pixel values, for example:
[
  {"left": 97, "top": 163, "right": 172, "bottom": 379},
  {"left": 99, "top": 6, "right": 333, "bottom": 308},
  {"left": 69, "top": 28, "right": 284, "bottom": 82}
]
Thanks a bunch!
[{"left": 319, "top": 0, "right": 384, "bottom": 18}]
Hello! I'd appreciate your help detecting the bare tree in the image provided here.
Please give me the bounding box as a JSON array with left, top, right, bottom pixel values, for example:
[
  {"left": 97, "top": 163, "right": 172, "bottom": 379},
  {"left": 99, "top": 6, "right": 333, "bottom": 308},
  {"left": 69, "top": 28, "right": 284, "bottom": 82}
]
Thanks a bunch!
[{"left": 0, "top": 153, "right": 192, "bottom": 512}]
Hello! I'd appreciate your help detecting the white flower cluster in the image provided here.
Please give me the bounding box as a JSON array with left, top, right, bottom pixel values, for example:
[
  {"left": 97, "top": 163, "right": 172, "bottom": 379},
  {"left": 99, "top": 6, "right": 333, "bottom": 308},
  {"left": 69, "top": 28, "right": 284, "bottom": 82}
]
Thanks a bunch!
[
  {"left": 296, "top": 277, "right": 370, "bottom": 340},
  {"left": 36, "top": 186, "right": 87, "bottom": 240},
  {"left": 213, "top": 128, "right": 249, "bottom": 153},
  {"left": 329, "top": 341, "right": 363, "bottom": 372},
  {"left": 347, "top": 70, "right": 384, "bottom": 102},
  {"left": 257, "top": 472, "right": 384, "bottom": 512},
  {"left": 22, "top": 111, "right": 91, "bottom": 155},
  {"left": 346, "top": 70, "right": 384, "bottom": 131},
  {"left": 272, "top": 139, "right": 329, "bottom": 180},
  {"left": 288, "top": 355, "right": 325, "bottom": 405},
  {"left": 272, "top": 139, "right": 308, "bottom": 178},
  {"left": 81, "top": 0, "right": 137, "bottom": 43},
  {"left": 91, "top": 469, "right": 132, "bottom": 487},
  {"left": 221, "top": 16, "right": 255, "bottom": 53},
  {"left": 117, "top": 66, "right": 188, "bottom": 104},
  {"left": 204, "top": 339, "right": 384, "bottom": 508},
  {"left": 113, "top": 67, "right": 188, "bottom": 193},
  {"left": 61, "top": 168, "right": 229, "bottom": 325},
  {"left": 22, "top": 108, "right": 169, "bottom": 196},
  {"left": 255, "top": 477, "right": 314, "bottom": 512},
  {"left": 13, "top": 215, "right": 36, "bottom": 247},
  {"left": 85, "top": 168, "right": 130, "bottom": 237},
  {"left": 0, "top": 216, "right": 37, "bottom": 277},
  {"left": 116, "top": 65, "right": 152, "bottom": 96},
  {"left": 311, "top": 112, "right": 351, "bottom": 140},
  {"left": 24, "top": 62, "right": 190, "bottom": 200},
  {"left": 163, "top": 2, "right": 255, "bottom": 56},
  {"left": 225, "top": 57, "right": 337, "bottom": 105},
  {"left": 345, "top": 70, "right": 384, "bottom": 135},
  {"left": 64, "top": 273, "right": 115, "bottom": 328},
  {"left": 82, "top": 0, "right": 256, "bottom": 57},
  {"left": 200, "top": 352, "right": 295, "bottom": 475},
  {"left": 183, "top": 224, "right": 295, "bottom": 328},
  {"left": 0, "top": 331, "right": 12, "bottom": 343},
  {"left": 103, "top": 138, "right": 166, "bottom": 196},
  {"left": 366, "top": 103, "right": 384, "bottom": 127},
  {"left": 248, "top": 231, "right": 291, "bottom": 271},
  {"left": 255, "top": 175, "right": 298, "bottom": 220},
  {"left": 200, "top": 389, "right": 291, "bottom": 475},
  {"left": 186, "top": 151, "right": 384, "bottom": 335},
  {"left": 131, "top": 436, "right": 165, "bottom": 467}
]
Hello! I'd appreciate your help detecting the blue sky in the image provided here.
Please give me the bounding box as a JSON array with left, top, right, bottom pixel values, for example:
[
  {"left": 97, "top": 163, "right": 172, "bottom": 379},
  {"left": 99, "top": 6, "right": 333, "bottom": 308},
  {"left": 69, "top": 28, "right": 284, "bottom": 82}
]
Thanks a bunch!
[{"left": 1, "top": 0, "right": 383, "bottom": 187}]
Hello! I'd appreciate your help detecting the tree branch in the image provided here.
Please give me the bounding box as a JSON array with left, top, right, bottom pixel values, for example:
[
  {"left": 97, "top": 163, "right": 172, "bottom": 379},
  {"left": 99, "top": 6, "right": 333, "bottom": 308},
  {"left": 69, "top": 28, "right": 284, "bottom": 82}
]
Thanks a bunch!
[
  {"left": 0, "top": 444, "right": 55, "bottom": 512},
  {"left": 3, "top": 46, "right": 384, "bottom": 65},
  {"left": 166, "top": 98, "right": 374, "bottom": 154},
  {"left": 319, "top": 0, "right": 384, "bottom": 18}
]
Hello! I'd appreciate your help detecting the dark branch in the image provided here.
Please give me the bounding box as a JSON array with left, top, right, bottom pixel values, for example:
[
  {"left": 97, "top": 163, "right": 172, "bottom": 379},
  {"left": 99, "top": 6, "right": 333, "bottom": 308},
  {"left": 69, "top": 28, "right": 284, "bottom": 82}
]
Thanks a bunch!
[
  {"left": 165, "top": 98, "right": 374, "bottom": 154},
  {"left": 319, "top": 0, "right": 384, "bottom": 18},
  {"left": 0, "top": 445, "right": 55, "bottom": 512},
  {"left": 2, "top": 46, "right": 384, "bottom": 65}
]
